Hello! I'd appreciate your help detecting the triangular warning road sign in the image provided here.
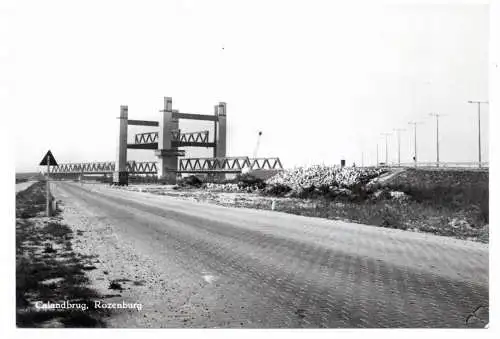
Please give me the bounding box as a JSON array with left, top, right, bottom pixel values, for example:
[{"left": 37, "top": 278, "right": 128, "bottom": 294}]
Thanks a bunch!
[{"left": 39, "top": 150, "right": 58, "bottom": 166}]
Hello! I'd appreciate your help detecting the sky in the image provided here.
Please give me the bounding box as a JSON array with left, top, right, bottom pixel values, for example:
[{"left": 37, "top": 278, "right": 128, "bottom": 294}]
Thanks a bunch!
[{"left": 6, "top": 0, "right": 491, "bottom": 172}]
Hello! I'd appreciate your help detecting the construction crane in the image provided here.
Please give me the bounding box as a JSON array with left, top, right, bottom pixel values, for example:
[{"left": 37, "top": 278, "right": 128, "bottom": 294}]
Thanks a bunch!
[{"left": 253, "top": 131, "right": 263, "bottom": 158}]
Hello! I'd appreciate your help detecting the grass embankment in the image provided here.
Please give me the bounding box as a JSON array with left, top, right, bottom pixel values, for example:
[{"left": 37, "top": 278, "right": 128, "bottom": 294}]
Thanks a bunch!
[
  {"left": 179, "top": 168, "right": 488, "bottom": 242},
  {"left": 261, "top": 168, "right": 489, "bottom": 242},
  {"left": 16, "top": 172, "right": 43, "bottom": 184},
  {"left": 16, "top": 181, "right": 108, "bottom": 327}
]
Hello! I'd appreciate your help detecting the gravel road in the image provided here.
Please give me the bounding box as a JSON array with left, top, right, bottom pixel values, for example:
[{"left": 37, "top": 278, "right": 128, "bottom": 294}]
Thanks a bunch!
[
  {"left": 53, "top": 181, "right": 488, "bottom": 328},
  {"left": 16, "top": 181, "right": 36, "bottom": 193}
]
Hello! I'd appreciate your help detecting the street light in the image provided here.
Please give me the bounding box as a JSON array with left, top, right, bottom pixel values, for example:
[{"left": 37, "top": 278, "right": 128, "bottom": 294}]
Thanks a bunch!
[
  {"left": 393, "top": 128, "right": 406, "bottom": 167},
  {"left": 408, "top": 121, "right": 424, "bottom": 167},
  {"left": 467, "top": 100, "right": 489, "bottom": 167},
  {"left": 381, "top": 133, "right": 391, "bottom": 166},
  {"left": 429, "top": 113, "right": 446, "bottom": 167}
]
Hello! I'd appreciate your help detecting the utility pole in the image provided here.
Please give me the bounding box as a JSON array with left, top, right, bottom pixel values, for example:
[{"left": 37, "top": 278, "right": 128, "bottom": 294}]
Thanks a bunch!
[
  {"left": 376, "top": 143, "right": 379, "bottom": 167},
  {"left": 467, "top": 100, "right": 489, "bottom": 168},
  {"left": 361, "top": 151, "right": 364, "bottom": 167},
  {"left": 408, "top": 121, "right": 423, "bottom": 168},
  {"left": 393, "top": 128, "right": 405, "bottom": 167},
  {"left": 429, "top": 113, "right": 445, "bottom": 167},
  {"left": 381, "top": 133, "right": 391, "bottom": 165}
]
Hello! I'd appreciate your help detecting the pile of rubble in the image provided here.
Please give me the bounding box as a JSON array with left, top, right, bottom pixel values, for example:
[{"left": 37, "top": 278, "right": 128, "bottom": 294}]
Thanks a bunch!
[
  {"left": 266, "top": 165, "right": 387, "bottom": 191},
  {"left": 204, "top": 183, "right": 242, "bottom": 192}
]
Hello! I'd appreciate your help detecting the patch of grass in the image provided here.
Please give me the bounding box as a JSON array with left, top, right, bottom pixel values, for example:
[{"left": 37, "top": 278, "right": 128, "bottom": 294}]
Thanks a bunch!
[
  {"left": 253, "top": 169, "right": 489, "bottom": 242},
  {"left": 16, "top": 181, "right": 108, "bottom": 328},
  {"left": 385, "top": 171, "right": 489, "bottom": 224},
  {"left": 237, "top": 196, "right": 487, "bottom": 242},
  {"left": 108, "top": 281, "right": 123, "bottom": 291},
  {"left": 42, "top": 222, "right": 73, "bottom": 240}
]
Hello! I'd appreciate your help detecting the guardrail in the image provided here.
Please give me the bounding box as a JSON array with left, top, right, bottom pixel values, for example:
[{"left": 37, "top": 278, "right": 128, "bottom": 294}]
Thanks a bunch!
[{"left": 361, "top": 162, "right": 489, "bottom": 170}]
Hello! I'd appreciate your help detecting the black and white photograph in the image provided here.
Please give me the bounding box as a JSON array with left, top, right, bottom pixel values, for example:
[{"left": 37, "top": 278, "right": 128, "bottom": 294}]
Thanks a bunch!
[{"left": 2, "top": 0, "right": 499, "bottom": 336}]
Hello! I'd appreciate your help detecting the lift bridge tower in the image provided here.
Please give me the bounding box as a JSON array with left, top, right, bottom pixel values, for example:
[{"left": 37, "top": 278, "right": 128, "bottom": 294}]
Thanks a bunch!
[
  {"left": 115, "top": 97, "right": 227, "bottom": 185},
  {"left": 50, "top": 96, "right": 282, "bottom": 183}
]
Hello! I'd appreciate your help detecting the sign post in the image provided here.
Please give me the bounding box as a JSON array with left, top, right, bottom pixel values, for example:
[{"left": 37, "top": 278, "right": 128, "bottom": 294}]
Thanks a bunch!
[
  {"left": 39, "top": 150, "right": 58, "bottom": 217},
  {"left": 46, "top": 154, "right": 50, "bottom": 216}
]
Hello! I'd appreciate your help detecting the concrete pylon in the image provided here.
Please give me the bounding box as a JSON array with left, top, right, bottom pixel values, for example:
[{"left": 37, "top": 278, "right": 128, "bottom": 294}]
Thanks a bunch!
[
  {"left": 114, "top": 105, "right": 128, "bottom": 185},
  {"left": 213, "top": 104, "right": 218, "bottom": 158},
  {"left": 156, "top": 97, "right": 177, "bottom": 184},
  {"left": 215, "top": 102, "right": 227, "bottom": 182},
  {"left": 216, "top": 102, "right": 227, "bottom": 158},
  {"left": 171, "top": 110, "right": 180, "bottom": 180}
]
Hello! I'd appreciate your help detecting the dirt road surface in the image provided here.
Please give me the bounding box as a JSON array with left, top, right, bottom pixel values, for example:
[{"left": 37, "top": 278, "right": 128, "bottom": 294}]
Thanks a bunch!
[
  {"left": 53, "top": 181, "right": 489, "bottom": 328},
  {"left": 16, "top": 181, "right": 36, "bottom": 193}
]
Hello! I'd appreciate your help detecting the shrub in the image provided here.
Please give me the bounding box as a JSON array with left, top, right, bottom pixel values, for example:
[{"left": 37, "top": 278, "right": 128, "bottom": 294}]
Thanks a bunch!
[
  {"left": 377, "top": 205, "right": 407, "bottom": 230},
  {"left": 178, "top": 175, "right": 203, "bottom": 188},
  {"left": 349, "top": 183, "right": 371, "bottom": 202},
  {"left": 236, "top": 173, "right": 266, "bottom": 190},
  {"left": 294, "top": 186, "right": 318, "bottom": 199},
  {"left": 264, "top": 184, "right": 292, "bottom": 196}
]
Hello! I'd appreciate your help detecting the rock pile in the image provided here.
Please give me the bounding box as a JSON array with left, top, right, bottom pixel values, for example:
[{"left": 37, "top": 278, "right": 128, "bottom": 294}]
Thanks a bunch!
[
  {"left": 204, "top": 183, "right": 241, "bottom": 192},
  {"left": 266, "top": 165, "right": 386, "bottom": 191}
]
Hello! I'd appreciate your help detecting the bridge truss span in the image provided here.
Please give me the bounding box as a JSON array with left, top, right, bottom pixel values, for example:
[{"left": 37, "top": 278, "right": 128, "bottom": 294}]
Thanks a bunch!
[
  {"left": 133, "top": 130, "right": 210, "bottom": 145},
  {"left": 50, "top": 157, "right": 283, "bottom": 177},
  {"left": 178, "top": 157, "right": 283, "bottom": 173},
  {"left": 51, "top": 161, "right": 159, "bottom": 177}
]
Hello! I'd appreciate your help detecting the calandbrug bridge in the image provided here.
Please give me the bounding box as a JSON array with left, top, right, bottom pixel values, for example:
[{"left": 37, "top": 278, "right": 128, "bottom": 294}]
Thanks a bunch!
[{"left": 50, "top": 97, "right": 283, "bottom": 185}]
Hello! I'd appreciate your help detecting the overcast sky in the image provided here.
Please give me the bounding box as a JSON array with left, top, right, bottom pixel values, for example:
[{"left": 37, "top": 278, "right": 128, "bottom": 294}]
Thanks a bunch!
[{"left": 8, "top": 0, "right": 490, "bottom": 172}]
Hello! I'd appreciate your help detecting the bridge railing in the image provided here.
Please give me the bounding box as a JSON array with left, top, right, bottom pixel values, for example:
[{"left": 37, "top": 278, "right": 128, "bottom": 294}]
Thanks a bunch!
[{"left": 388, "top": 162, "right": 489, "bottom": 169}]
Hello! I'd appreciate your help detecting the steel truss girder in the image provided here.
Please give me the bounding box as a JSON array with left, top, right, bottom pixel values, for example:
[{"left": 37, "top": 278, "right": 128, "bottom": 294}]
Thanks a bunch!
[
  {"left": 50, "top": 157, "right": 283, "bottom": 176},
  {"left": 178, "top": 157, "right": 283, "bottom": 173},
  {"left": 50, "top": 161, "right": 158, "bottom": 175},
  {"left": 134, "top": 130, "right": 210, "bottom": 145}
]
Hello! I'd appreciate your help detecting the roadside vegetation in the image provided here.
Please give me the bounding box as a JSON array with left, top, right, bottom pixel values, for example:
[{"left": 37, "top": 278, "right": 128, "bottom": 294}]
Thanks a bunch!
[
  {"left": 16, "top": 172, "right": 43, "bottom": 184},
  {"left": 16, "top": 181, "right": 108, "bottom": 327},
  {"left": 163, "top": 166, "right": 489, "bottom": 243}
]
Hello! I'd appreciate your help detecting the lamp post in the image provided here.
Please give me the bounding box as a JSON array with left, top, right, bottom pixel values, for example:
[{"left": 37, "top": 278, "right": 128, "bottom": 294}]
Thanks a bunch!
[
  {"left": 381, "top": 133, "right": 391, "bottom": 166},
  {"left": 408, "top": 121, "right": 423, "bottom": 167},
  {"left": 393, "top": 128, "right": 405, "bottom": 167},
  {"left": 467, "top": 100, "right": 489, "bottom": 168},
  {"left": 429, "top": 113, "right": 446, "bottom": 167}
]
